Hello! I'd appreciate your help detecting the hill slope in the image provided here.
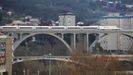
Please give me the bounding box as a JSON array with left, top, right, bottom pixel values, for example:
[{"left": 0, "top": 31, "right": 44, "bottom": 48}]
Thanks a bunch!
[{"left": 0, "top": 0, "right": 106, "bottom": 22}]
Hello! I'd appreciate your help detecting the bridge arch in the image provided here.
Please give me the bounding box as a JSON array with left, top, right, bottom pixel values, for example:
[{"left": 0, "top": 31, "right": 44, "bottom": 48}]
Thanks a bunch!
[
  {"left": 13, "top": 33, "right": 72, "bottom": 53},
  {"left": 122, "top": 34, "right": 133, "bottom": 39},
  {"left": 13, "top": 57, "right": 70, "bottom": 64}
]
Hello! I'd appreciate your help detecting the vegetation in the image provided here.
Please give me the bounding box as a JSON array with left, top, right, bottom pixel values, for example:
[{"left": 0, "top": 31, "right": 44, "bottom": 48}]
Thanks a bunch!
[
  {"left": 68, "top": 50, "right": 133, "bottom": 75},
  {"left": 13, "top": 49, "right": 133, "bottom": 75}
]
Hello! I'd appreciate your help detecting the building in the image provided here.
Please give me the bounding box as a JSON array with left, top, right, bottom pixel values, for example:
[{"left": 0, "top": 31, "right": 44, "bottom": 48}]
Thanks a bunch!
[
  {"left": 98, "top": 13, "right": 133, "bottom": 53},
  {"left": 0, "top": 35, "right": 6, "bottom": 75},
  {"left": 11, "top": 17, "right": 40, "bottom": 26},
  {"left": 59, "top": 12, "right": 76, "bottom": 26},
  {"left": 0, "top": 35, "right": 12, "bottom": 75}
]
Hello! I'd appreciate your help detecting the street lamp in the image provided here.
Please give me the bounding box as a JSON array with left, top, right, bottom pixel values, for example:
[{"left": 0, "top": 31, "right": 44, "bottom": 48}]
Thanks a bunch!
[
  {"left": 48, "top": 53, "right": 52, "bottom": 75},
  {"left": 23, "top": 69, "right": 25, "bottom": 75}
]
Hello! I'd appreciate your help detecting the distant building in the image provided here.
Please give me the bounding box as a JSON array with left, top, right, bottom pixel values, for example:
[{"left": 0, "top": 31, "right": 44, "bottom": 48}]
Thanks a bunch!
[
  {"left": 59, "top": 12, "right": 76, "bottom": 26},
  {"left": 98, "top": 13, "right": 133, "bottom": 53},
  {"left": 7, "top": 11, "right": 13, "bottom": 16},
  {"left": 25, "top": 16, "right": 32, "bottom": 21},
  {"left": 126, "top": 4, "right": 133, "bottom": 8},
  {"left": 12, "top": 20, "right": 24, "bottom": 25}
]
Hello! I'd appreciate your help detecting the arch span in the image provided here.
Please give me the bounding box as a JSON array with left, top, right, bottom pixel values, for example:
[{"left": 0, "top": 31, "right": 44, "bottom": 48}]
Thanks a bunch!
[
  {"left": 13, "top": 33, "right": 72, "bottom": 52},
  {"left": 13, "top": 58, "right": 70, "bottom": 64}
]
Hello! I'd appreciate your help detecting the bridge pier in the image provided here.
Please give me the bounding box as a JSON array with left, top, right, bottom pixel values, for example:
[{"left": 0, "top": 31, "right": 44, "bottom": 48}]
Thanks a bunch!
[
  {"left": 86, "top": 34, "right": 89, "bottom": 53},
  {"left": 61, "top": 33, "right": 64, "bottom": 39},
  {"left": 71, "top": 34, "right": 76, "bottom": 50},
  {"left": 32, "top": 35, "right": 36, "bottom": 42},
  {"left": 83, "top": 34, "right": 88, "bottom": 52}
]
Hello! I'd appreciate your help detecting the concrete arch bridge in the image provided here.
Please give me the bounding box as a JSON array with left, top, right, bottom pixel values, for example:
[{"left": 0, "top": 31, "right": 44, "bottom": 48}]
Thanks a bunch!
[{"left": 0, "top": 26, "right": 133, "bottom": 54}]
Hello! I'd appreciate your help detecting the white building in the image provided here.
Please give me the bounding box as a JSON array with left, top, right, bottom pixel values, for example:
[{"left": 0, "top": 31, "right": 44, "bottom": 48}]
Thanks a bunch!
[
  {"left": 98, "top": 13, "right": 133, "bottom": 52},
  {"left": 59, "top": 12, "right": 76, "bottom": 26}
]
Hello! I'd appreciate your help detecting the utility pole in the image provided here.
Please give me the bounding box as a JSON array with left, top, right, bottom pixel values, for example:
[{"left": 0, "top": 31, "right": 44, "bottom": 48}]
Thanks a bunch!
[
  {"left": 23, "top": 69, "right": 25, "bottom": 75},
  {"left": 49, "top": 53, "right": 52, "bottom": 75}
]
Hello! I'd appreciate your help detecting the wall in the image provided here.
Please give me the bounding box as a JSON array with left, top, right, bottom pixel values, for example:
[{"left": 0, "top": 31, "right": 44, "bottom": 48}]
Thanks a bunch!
[{"left": 6, "top": 36, "right": 12, "bottom": 75}]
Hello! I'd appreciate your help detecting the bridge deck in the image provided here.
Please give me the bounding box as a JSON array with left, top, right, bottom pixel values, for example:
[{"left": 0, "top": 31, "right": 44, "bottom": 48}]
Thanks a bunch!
[{"left": 1, "top": 26, "right": 132, "bottom": 33}]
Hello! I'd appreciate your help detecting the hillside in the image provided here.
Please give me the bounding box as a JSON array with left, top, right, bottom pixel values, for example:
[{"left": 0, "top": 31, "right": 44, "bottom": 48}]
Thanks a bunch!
[
  {"left": 0, "top": 0, "right": 106, "bottom": 23},
  {"left": 1, "top": 0, "right": 132, "bottom": 24}
]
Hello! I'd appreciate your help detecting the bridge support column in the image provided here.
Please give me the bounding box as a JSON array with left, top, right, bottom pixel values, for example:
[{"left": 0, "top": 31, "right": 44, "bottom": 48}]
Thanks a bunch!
[
  {"left": 83, "top": 34, "right": 87, "bottom": 51},
  {"left": 86, "top": 34, "right": 89, "bottom": 53},
  {"left": 73, "top": 34, "right": 76, "bottom": 49},
  {"left": 61, "top": 33, "right": 64, "bottom": 39},
  {"left": 32, "top": 35, "right": 36, "bottom": 42},
  {"left": 83, "top": 34, "right": 90, "bottom": 53},
  {"left": 71, "top": 34, "right": 76, "bottom": 50}
]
